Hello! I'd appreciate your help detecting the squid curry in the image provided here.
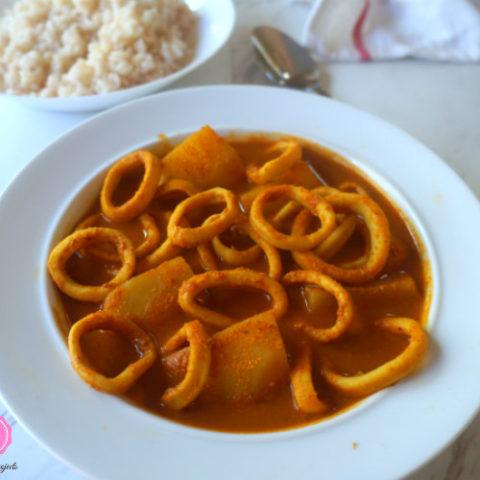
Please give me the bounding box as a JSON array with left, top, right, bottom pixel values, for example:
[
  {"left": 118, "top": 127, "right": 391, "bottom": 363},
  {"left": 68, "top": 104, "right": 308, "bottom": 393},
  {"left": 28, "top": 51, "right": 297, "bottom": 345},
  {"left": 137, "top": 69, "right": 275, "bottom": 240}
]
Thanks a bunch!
[{"left": 48, "top": 126, "right": 431, "bottom": 433}]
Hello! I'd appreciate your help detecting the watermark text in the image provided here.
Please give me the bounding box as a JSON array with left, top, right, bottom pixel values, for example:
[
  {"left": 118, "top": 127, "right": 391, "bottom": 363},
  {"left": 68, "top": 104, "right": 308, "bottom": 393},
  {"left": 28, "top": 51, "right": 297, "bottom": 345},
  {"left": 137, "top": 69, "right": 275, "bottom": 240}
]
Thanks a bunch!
[{"left": 0, "top": 463, "right": 18, "bottom": 474}]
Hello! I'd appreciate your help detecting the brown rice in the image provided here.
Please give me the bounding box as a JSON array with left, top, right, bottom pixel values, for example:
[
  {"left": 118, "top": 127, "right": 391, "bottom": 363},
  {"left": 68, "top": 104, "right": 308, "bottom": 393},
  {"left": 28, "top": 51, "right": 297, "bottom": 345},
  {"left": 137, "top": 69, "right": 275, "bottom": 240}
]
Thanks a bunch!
[{"left": 0, "top": 0, "right": 197, "bottom": 97}]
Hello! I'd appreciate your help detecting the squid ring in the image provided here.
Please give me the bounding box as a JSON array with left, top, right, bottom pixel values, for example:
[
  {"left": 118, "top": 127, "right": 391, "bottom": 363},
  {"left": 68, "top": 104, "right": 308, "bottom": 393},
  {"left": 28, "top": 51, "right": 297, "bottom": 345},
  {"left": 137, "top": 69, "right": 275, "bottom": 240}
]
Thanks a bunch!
[
  {"left": 332, "top": 218, "right": 370, "bottom": 269},
  {"left": 161, "top": 320, "right": 211, "bottom": 410},
  {"left": 135, "top": 212, "right": 188, "bottom": 273},
  {"left": 246, "top": 140, "right": 302, "bottom": 184},
  {"left": 178, "top": 268, "right": 288, "bottom": 329},
  {"left": 211, "top": 223, "right": 262, "bottom": 267},
  {"left": 339, "top": 181, "right": 369, "bottom": 196},
  {"left": 283, "top": 270, "right": 353, "bottom": 342},
  {"left": 167, "top": 188, "right": 241, "bottom": 248},
  {"left": 314, "top": 214, "right": 357, "bottom": 260},
  {"left": 76, "top": 213, "right": 161, "bottom": 261},
  {"left": 136, "top": 215, "right": 221, "bottom": 274},
  {"left": 68, "top": 311, "right": 156, "bottom": 393},
  {"left": 212, "top": 222, "right": 282, "bottom": 280},
  {"left": 244, "top": 224, "right": 283, "bottom": 280},
  {"left": 137, "top": 183, "right": 202, "bottom": 273},
  {"left": 322, "top": 317, "right": 429, "bottom": 396},
  {"left": 292, "top": 192, "right": 390, "bottom": 282},
  {"left": 157, "top": 185, "right": 218, "bottom": 271},
  {"left": 250, "top": 185, "right": 336, "bottom": 251},
  {"left": 197, "top": 241, "right": 219, "bottom": 271},
  {"left": 128, "top": 214, "right": 161, "bottom": 258},
  {"left": 239, "top": 185, "right": 269, "bottom": 213},
  {"left": 135, "top": 237, "right": 181, "bottom": 274},
  {"left": 291, "top": 346, "right": 329, "bottom": 414},
  {"left": 101, "top": 150, "right": 161, "bottom": 223},
  {"left": 271, "top": 185, "right": 340, "bottom": 228},
  {"left": 188, "top": 215, "right": 219, "bottom": 271},
  {"left": 48, "top": 227, "right": 135, "bottom": 302},
  {"left": 154, "top": 178, "right": 199, "bottom": 200}
]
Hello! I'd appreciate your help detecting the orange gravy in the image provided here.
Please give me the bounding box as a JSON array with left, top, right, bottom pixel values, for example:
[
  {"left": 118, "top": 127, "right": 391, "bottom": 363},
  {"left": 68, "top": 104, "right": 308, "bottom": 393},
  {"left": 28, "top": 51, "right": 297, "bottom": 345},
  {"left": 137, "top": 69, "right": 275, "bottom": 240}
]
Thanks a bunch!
[{"left": 55, "top": 135, "right": 429, "bottom": 433}]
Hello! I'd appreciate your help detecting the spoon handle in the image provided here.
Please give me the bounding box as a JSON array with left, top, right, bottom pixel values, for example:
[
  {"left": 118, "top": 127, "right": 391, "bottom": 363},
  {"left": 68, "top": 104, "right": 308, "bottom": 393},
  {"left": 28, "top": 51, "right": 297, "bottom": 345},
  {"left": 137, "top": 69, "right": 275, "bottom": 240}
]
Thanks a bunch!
[{"left": 309, "top": 83, "right": 330, "bottom": 97}]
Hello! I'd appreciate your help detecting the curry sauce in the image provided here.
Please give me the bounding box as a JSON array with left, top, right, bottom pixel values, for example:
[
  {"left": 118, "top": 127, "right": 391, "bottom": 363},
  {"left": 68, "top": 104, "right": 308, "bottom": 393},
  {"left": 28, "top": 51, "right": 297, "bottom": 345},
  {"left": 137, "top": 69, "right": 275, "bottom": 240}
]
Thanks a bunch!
[{"left": 51, "top": 130, "right": 430, "bottom": 433}]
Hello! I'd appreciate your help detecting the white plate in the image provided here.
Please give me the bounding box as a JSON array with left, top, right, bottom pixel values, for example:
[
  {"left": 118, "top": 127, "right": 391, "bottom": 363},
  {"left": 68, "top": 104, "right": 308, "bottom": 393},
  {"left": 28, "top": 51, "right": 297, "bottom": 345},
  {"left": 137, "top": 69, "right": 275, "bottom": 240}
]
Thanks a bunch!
[
  {"left": 1, "top": 85, "right": 480, "bottom": 480},
  {"left": 0, "top": 0, "right": 234, "bottom": 112}
]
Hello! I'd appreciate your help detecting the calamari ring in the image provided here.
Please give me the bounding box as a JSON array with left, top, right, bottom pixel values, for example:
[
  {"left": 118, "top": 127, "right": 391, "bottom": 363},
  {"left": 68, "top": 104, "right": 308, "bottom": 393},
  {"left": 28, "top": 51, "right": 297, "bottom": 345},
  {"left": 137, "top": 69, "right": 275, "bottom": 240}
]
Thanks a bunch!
[
  {"left": 291, "top": 346, "right": 329, "bottom": 414},
  {"left": 246, "top": 140, "right": 302, "bottom": 184},
  {"left": 161, "top": 190, "right": 219, "bottom": 271},
  {"left": 244, "top": 224, "right": 283, "bottom": 280},
  {"left": 197, "top": 241, "right": 219, "bottom": 271},
  {"left": 239, "top": 185, "right": 269, "bottom": 213},
  {"left": 250, "top": 185, "right": 336, "bottom": 251},
  {"left": 212, "top": 222, "right": 282, "bottom": 279},
  {"left": 48, "top": 227, "right": 135, "bottom": 302},
  {"left": 76, "top": 213, "right": 161, "bottom": 261},
  {"left": 130, "top": 214, "right": 162, "bottom": 258},
  {"left": 135, "top": 234, "right": 182, "bottom": 274},
  {"left": 136, "top": 215, "right": 221, "bottom": 274},
  {"left": 322, "top": 317, "right": 429, "bottom": 396},
  {"left": 314, "top": 214, "right": 357, "bottom": 260},
  {"left": 76, "top": 213, "right": 102, "bottom": 230},
  {"left": 68, "top": 311, "right": 156, "bottom": 393},
  {"left": 167, "top": 188, "right": 241, "bottom": 248},
  {"left": 270, "top": 185, "right": 340, "bottom": 228},
  {"left": 101, "top": 150, "right": 161, "bottom": 223},
  {"left": 283, "top": 270, "right": 353, "bottom": 342},
  {"left": 292, "top": 192, "right": 390, "bottom": 283},
  {"left": 339, "top": 181, "right": 369, "bottom": 196},
  {"left": 334, "top": 218, "right": 370, "bottom": 269},
  {"left": 154, "top": 178, "right": 199, "bottom": 201},
  {"left": 135, "top": 213, "right": 191, "bottom": 274},
  {"left": 211, "top": 222, "right": 262, "bottom": 267},
  {"left": 178, "top": 268, "right": 288, "bottom": 329},
  {"left": 135, "top": 237, "right": 181, "bottom": 274},
  {"left": 161, "top": 320, "right": 211, "bottom": 410}
]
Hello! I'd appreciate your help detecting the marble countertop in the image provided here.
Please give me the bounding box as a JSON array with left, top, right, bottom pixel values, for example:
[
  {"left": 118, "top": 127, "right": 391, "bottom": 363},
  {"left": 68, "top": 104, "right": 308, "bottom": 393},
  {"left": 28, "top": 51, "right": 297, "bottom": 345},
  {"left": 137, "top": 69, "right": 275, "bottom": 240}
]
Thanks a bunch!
[{"left": 1, "top": 0, "right": 480, "bottom": 478}]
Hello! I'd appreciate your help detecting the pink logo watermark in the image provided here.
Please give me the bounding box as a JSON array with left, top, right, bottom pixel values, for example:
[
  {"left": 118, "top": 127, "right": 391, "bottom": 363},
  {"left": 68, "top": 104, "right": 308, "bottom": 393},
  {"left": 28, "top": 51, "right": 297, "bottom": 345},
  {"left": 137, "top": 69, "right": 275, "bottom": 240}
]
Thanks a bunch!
[{"left": 0, "top": 417, "right": 12, "bottom": 454}]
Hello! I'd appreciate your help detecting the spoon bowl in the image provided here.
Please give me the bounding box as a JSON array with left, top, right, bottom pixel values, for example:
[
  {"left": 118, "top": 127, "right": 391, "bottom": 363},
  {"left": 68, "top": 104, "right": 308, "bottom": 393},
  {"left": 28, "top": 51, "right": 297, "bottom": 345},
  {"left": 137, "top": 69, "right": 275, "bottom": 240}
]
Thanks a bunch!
[{"left": 251, "top": 25, "right": 329, "bottom": 96}]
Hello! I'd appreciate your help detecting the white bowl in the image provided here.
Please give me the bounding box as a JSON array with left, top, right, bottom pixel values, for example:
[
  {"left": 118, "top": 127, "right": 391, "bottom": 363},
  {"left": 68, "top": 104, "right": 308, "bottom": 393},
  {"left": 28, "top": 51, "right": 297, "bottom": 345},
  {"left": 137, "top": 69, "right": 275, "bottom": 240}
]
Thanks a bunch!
[
  {"left": 0, "top": 0, "right": 235, "bottom": 112},
  {"left": 1, "top": 86, "right": 480, "bottom": 480}
]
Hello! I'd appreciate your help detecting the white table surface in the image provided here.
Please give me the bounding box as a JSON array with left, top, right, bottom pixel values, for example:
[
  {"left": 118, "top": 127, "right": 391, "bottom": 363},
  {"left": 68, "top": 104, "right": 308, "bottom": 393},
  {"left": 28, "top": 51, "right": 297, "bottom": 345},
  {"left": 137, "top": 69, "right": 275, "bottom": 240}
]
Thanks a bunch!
[{"left": 1, "top": 0, "right": 480, "bottom": 479}]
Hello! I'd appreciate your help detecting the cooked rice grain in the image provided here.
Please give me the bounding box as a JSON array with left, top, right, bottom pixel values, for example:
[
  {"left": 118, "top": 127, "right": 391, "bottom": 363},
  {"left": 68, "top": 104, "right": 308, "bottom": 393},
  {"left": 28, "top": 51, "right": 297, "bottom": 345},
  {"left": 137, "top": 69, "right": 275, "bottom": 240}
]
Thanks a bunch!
[{"left": 0, "top": 0, "right": 197, "bottom": 97}]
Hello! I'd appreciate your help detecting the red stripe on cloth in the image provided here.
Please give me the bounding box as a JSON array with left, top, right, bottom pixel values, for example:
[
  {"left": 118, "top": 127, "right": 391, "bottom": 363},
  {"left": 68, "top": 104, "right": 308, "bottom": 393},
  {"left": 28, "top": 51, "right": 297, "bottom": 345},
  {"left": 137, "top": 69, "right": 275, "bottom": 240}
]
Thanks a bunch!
[{"left": 352, "top": 0, "right": 371, "bottom": 61}]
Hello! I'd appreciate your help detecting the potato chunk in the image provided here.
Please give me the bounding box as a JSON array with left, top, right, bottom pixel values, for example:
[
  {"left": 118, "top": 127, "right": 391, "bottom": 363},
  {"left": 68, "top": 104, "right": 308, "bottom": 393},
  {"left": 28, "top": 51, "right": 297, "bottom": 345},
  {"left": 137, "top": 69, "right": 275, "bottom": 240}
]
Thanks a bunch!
[
  {"left": 161, "top": 126, "right": 245, "bottom": 189},
  {"left": 103, "top": 257, "right": 193, "bottom": 332},
  {"left": 164, "top": 313, "right": 289, "bottom": 402}
]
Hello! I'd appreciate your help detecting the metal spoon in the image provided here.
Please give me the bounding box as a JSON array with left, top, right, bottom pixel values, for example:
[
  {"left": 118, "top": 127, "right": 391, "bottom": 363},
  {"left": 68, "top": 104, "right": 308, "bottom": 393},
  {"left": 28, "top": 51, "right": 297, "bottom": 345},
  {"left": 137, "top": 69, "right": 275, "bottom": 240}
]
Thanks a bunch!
[{"left": 251, "top": 25, "right": 329, "bottom": 96}]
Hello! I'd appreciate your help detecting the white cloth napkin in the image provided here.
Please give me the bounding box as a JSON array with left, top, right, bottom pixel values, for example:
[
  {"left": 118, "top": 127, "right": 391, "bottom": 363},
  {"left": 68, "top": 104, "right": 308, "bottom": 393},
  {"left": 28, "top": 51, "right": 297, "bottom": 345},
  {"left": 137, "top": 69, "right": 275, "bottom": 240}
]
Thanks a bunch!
[{"left": 302, "top": 0, "right": 480, "bottom": 61}]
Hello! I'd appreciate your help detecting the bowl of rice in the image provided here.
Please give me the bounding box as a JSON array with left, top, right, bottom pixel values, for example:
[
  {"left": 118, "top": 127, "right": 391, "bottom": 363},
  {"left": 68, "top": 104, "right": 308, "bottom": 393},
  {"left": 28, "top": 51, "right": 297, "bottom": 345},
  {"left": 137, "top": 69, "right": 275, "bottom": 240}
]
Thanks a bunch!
[{"left": 0, "top": 0, "right": 235, "bottom": 111}]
